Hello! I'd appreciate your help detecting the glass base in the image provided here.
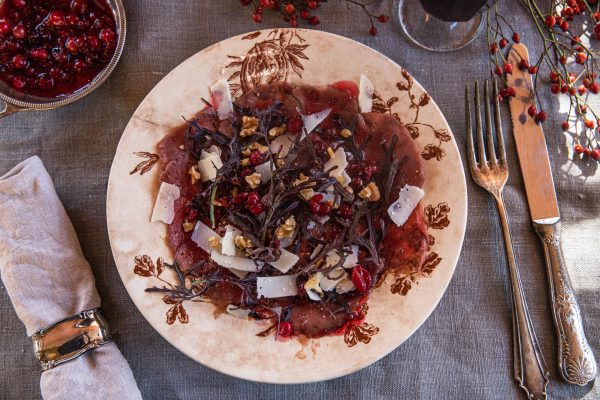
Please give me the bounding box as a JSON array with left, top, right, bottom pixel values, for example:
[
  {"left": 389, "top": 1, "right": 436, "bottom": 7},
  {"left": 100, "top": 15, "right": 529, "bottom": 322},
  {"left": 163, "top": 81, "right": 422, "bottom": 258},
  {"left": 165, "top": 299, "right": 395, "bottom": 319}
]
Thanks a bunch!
[{"left": 398, "top": 0, "right": 484, "bottom": 52}]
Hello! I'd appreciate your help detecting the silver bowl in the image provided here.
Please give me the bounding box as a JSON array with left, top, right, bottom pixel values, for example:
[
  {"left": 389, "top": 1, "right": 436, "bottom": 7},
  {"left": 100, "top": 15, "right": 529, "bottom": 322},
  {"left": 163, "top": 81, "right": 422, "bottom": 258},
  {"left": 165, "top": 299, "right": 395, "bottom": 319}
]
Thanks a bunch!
[{"left": 0, "top": 0, "right": 126, "bottom": 118}]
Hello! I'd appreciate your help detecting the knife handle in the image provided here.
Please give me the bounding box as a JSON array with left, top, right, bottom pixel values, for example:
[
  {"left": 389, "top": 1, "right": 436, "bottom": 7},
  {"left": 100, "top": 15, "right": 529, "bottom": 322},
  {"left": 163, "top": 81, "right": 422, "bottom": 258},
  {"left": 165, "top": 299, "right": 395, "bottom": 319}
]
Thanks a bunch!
[{"left": 533, "top": 218, "right": 597, "bottom": 386}]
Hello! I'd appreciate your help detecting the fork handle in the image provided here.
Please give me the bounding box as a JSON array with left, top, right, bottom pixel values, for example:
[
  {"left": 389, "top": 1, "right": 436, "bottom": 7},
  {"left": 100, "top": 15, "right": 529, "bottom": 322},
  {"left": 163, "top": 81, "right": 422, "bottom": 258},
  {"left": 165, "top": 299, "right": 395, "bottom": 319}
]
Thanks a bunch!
[
  {"left": 494, "top": 193, "right": 549, "bottom": 399},
  {"left": 533, "top": 218, "right": 597, "bottom": 386}
]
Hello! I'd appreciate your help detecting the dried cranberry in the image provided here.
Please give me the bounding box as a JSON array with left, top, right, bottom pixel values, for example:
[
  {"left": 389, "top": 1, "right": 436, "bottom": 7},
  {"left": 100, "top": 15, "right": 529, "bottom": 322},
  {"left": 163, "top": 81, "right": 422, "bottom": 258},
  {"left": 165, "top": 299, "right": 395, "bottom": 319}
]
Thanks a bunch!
[
  {"left": 11, "top": 54, "right": 27, "bottom": 69},
  {"left": 72, "top": 58, "right": 87, "bottom": 72},
  {"left": 12, "top": 23, "right": 26, "bottom": 39},
  {"left": 37, "top": 74, "right": 54, "bottom": 90},
  {"left": 186, "top": 208, "right": 198, "bottom": 222},
  {"left": 30, "top": 48, "right": 49, "bottom": 60},
  {"left": 10, "top": 75, "right": 26, "bottom": 89},
  {"left": 277, "top": 321, "right": 293, "bottom": 337},
  {"left": 65, "top": 13, "right": 79, "bottom": 26},
  {"left": 217, "top": 197, "right": 231, "bottom": 209},
  {"left": 337, "top": 203, "right": 353, "bottom": 219},
  {"left": 246, "top": 191, "right": 261, "bottom": 206},
  {"left": 232, "top": 192, "right": 249, "bottom": 205},
  {"left": 287, "top": 116, "right": 303, "bottom": 133},
  {"left": 351, "top": 265, "right": 372, "bottom": 294},
  {"left": 0, "top": 19, "right": 12, "bottom": 35},
  {"left": 249, "top": 150, "right": 265, "bottom": 166},
  {"left": 71, "top": 0, "right": 88, "bottom": 14},
  {"left": 99, "top": 28, "right": 115, "bottom": 44},
  {"left": 317, "top": 203, "right": 331, "bottom": 216},
  {"left": 248, "top": 203, "right": 264, "bottom": 216},
  {"left": 46, "top": 10, "right": 66, "bottom": 27}
]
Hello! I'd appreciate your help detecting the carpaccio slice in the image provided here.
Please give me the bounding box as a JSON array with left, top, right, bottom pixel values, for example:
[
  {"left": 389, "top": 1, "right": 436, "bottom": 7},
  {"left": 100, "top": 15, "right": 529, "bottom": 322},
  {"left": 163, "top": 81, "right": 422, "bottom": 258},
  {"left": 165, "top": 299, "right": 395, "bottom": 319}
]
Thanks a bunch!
[{"left": 155, "top": 81, "right": 429, "bottom": 338}]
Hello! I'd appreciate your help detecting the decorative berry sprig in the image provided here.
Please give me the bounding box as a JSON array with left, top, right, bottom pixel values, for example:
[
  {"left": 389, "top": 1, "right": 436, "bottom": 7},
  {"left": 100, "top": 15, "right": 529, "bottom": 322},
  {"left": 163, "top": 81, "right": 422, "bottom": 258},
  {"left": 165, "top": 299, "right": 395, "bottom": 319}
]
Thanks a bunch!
[
  {"left": 239, "top": 0, "right": 389, "bottom": 35},
  {"left": 487, "top": 0, "right": 600, "bottom": 161}
]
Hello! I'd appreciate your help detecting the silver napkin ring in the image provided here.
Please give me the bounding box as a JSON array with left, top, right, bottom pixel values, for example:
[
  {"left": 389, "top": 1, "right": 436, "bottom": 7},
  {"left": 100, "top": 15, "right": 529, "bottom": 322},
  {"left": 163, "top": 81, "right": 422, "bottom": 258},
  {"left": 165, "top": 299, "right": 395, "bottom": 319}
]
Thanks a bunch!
[{"left": 30, "top": 308, "right": 112, "bottom": 371}]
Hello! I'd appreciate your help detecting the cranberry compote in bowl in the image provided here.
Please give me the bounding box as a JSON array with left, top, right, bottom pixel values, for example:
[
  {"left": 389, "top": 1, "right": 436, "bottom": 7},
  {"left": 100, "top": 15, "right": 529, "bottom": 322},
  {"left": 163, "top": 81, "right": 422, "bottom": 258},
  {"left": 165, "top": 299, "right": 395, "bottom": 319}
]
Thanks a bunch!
[{"left": 0, "top": 0, "right": 126, "bottom": 118}]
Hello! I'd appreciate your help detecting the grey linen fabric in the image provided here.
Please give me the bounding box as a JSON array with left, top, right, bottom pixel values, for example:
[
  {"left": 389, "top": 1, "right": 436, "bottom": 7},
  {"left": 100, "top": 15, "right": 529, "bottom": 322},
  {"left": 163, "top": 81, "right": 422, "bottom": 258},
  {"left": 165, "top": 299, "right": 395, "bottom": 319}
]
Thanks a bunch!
[
  {"left": 0, "top": 157, "right": 142, "bottom": 400},
  {"left": 0, "top": 0, "right": 599, "bottom": 399}
]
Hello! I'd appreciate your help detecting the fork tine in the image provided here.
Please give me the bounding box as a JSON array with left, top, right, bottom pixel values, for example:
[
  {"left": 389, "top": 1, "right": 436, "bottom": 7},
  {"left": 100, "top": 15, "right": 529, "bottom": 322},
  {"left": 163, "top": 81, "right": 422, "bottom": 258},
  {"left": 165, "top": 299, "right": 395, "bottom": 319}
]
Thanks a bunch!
[
  {"left": 474, "top": 81, "right": 487, "bottom": 165},
  {"left": 465, "top": 85, "right": 476, "bottom": 169},
  {"left": 492, "top": 79, "right": 507, "bottom": 164},
  {"left": 484, "top": 80, "right": 497, "bottom": 164}
]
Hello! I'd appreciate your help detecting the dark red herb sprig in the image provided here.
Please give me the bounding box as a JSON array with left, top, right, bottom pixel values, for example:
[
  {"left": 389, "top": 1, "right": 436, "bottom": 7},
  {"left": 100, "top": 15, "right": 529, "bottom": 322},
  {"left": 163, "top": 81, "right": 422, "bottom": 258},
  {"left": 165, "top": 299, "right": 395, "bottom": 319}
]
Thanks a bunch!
[
  {"left": 487, "top": 0, "right": 600, "bottom": 160},
  {"left": 238, "top": 0, "right": 389, "bottom": 35}
]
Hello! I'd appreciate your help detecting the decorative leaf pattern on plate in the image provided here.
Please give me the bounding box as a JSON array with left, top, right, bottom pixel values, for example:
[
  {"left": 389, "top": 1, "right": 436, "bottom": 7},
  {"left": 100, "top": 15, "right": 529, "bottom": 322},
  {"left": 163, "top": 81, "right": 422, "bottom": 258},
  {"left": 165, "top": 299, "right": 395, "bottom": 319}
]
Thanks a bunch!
[
  {"left": 130, "top": 152, "right": 159, "bottom": 175},
  {"left": 344, "top": 322, "right": 380, "bottom": 347},
  {"left": 425, "top": 202, "right": 451, "bottom": 229}
]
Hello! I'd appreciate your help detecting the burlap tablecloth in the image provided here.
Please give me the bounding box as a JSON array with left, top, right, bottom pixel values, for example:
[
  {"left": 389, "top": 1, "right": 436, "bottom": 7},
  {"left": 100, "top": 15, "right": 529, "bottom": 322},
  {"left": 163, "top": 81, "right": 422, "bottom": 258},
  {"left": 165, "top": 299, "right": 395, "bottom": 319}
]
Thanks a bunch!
[{"left": 1, "top": 1, "right": 598, "bottom": 398}]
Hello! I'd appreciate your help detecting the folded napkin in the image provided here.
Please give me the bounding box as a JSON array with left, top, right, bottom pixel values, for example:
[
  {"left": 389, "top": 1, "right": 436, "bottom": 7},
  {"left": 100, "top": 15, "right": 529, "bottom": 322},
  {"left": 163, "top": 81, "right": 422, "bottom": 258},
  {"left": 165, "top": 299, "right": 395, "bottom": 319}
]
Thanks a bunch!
[{"left": 0, "top": 156, "right": 142, "bottom": 400}]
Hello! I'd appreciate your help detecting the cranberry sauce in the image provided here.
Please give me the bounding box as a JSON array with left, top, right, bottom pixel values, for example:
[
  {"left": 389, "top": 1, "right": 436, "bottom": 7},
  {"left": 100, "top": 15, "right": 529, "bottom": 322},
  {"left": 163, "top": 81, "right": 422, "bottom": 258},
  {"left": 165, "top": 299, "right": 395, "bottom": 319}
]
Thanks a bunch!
[{"left": 0, "top": 0, "right": 117, "bottom": 98}]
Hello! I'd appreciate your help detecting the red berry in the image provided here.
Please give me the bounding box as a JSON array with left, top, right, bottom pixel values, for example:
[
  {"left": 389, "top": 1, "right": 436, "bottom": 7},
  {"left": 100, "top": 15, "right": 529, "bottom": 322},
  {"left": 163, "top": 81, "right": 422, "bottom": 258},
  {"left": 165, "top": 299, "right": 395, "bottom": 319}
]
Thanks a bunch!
[
  {"left": 12, "top": 23, "right": 26, "bottom": 39},
  {"left": 499, "top": 38, "right": 508, "bottom": 48},
  {"left": 576, "top": 52, "right": 586, "bottom": 64},
  {"left": 310, "top": 194, "right": 323, "bottom": 203},
  {"left": 10, "top": 75, "right": 26, "bottom": 89},
  {"left": 186, "top": 208, "right": 198, "bottom": 221},
  {"left": 573, "top": 144, "right": 583, "bottom": 154},
  {"left": 595, "top": 12, "right": 600, "bottom": 21},
  {"left": 559, "top": 55, "right": 567, "bottom": 65},
  {"left": 47, "top": 10, "right": 66, "bottom": 27},
  {"left": 309, "top": 15, "right": 319, "bottom": 25},
  {"left": 351, "top": 265, "right": 372, "bottom": 294},
  {"left": 378, "top": 14, "right": 389, "bottom": 23},
  {"left": 568, "top": 87, "right": 576, "bottom": 95},
  {"left": 512, "top": 32, "right": 521, "bottom": 43},
  {"left": 504, "top": 63, "right": 513, "bottom": 74},
  {"left": 277, "top": 321, "right": 293, "bottom": 337},
  {"left": 591, "top": 149, "right": 600, "bottom": 160},
  {"left": 249, "top": 203, "right": 264, "bottom": 215},
  {"left": 545, "top": 15, "right": 556, "bottom": 27},
  {"left": 308, "top": 1, "right": 318, "bottom": 9},
  {"left": 562, "top": 121, "right": 569, "bottom": 131},
  {"left": 0, "top": 19, "right": 12, "bottom": 35},
  {"left": 99, "top": 28, "right": 116, "bottom": 44},
  {"left": 560, "top": 20, "right": 569, "bottom": 31},
  {"left": 578, "top": 85, "right": 587, "bottom": 95},
  {"left": 507, "top": 87, "right": 516, "bottom": 97},
  {"left": 551, "top": 84, "right": 560, "bottom": 94},
  {"left": 585, "top": 119, "right": 594, "bottom": 129},
  {"left": 527, "top": 105, "right": 537, "bottom": 117},
  {"left": 71, "top": 0, "right": 88, "bottom": 14},
  {"left": 249, "top": 150, "right": 265, "bottom": 166},
  {"left": 11, "top": 54, "right": 27, "bottom": 69},
  {"left": 289, "top": 18, "right": 298, "bottom": 27},
  {"left": 284, "top": 3, "right": 295, "bottom": 14},
  {"left": 583, "top": 148, "right": 591, "bottom": 157},
  {"left": 317, "top": 202, "right": 331, "bottom": 216},
  {"left": 246, "top": 191, "right": 261, "bottom": 206},
  {"left": 300, "top": 10, "right": 310, "bottom": 20},
  {"left": 11, "top": 0, "right": 26, "bottom": 9},
  {"left": 252, "top": 12, "right": 262, "bottom": 23},
  {"left": 590, "top": 82, "right": 599, "bottom": 94},
  {"left": 72, "top": 58, "right": 87, "bottom": 72},
  {"left": 233, "top": 192, "right": 249, "bottom": 205},
  {"left": 518, "top": 59, "right": 529, "bottom": 70},
  {"left": 494, "top": 66, "right": 503, "bottom": 76},
  {"left": 550, "top": 71, "right": 559, "bottom": 82},
  {"left": 337, "top": 203, "right": 353, "bottom": 219},
  {"left": 369, "top": 25, "right": 377, "bottom": 36},
  {"left": 528, "top": 66, "right": 538, "bottom": 74},
  {"left": 38, "top": 75, "right": 54, "bottom": 90},
  {"left": 490, "top": 43, "right": 498, "bottom": 54},
  {"left": 30, "top": 48, "right": 49, "bottom": 60},
  {"left": 534, "top": 111, "right": 547, "bottom": 123}
]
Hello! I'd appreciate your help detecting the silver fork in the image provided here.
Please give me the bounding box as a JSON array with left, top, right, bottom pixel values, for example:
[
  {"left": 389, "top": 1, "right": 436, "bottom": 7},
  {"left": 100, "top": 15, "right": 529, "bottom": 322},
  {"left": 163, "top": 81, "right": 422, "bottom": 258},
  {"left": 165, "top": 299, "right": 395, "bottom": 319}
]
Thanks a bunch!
[{"left": 466, "top": 80, "right": 550, "bottom": 400}]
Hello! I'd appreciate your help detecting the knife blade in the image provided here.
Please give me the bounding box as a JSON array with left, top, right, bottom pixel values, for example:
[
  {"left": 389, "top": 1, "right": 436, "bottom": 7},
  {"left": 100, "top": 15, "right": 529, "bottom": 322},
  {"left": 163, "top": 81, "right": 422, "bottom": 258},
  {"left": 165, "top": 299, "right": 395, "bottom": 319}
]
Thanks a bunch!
[
  {"left": 507, "top": 43, "right": 597, "bottom": 386},
  {"left": 506, "top": 44, "right": 559, "bottom": 222}
]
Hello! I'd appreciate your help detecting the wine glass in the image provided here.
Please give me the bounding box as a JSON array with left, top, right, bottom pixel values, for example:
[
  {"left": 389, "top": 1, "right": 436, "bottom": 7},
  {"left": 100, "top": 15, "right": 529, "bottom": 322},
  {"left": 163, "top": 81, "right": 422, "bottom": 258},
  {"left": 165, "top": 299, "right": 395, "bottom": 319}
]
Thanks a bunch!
[{"left": 398, "top": 0, "right": 488, "bottom": 52}]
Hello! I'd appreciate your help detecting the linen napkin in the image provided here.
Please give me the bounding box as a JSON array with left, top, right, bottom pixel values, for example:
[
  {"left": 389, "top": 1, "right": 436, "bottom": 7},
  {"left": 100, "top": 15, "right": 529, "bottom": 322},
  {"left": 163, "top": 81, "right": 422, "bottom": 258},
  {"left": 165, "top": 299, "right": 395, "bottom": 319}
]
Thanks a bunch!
[{"left": 0, "top": 156, "right": 142, "bottom": 400}]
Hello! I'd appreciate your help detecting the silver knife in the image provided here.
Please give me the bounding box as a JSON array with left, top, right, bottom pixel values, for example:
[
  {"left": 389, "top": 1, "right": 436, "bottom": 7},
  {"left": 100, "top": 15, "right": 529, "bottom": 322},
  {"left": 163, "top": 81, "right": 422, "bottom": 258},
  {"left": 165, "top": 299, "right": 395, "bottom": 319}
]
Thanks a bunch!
[{"left": 507, "top": 43, "right": 597, "bottom": 386}]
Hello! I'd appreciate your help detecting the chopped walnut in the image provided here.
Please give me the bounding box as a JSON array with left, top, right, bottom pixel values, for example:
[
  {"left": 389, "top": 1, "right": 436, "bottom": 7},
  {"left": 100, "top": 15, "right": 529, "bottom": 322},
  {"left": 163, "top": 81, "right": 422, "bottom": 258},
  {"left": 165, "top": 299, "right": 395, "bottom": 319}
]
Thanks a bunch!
[
  {"left": 304, "top": 274, "right": 323, "bottom": 296},
  {"left": 245, "top": 172, "right": 261, "bottom": 189},
  {"left": 208, "top": 236, "right": 221, "bottom": 249},
  {"left": 182, "top": 221, "right": 196, "bottom": 233},
  {"left": 234, "top": 234, "right": 253, "bottom": 250},
  {"left": 293, "top": 173, "right": 316, "bottom": 200},
  {"left": 240, "top": 116, "right": 259, "bottom": 137},
  {"left": 358, "top": 182, "right": 381, "bottom": 202},
  {"left": 299, "top": 188, "right": 314, "bottom": 201},
  {"left": 275, "top": 216, "right": 297, "bottom": 239},
  {"left": 240, "top": 158, "right": 250, "bottom": 166},
  {"left": 339, "top": 128, "right": 353, "bottom": 138},
  {"left": 188, "top": 165, "right": 201, "bottom": 185},
  {"left": 268, "top": 124, "right": 287, "bottom": 139}
]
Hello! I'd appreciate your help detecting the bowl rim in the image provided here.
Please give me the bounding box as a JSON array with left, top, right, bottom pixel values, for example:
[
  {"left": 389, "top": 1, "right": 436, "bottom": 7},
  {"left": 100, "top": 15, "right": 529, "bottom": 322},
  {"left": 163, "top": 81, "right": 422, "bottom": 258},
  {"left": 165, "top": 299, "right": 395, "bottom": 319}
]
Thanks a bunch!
[{"left": 0, "top": 0, "right": 127, "bottom": 111}]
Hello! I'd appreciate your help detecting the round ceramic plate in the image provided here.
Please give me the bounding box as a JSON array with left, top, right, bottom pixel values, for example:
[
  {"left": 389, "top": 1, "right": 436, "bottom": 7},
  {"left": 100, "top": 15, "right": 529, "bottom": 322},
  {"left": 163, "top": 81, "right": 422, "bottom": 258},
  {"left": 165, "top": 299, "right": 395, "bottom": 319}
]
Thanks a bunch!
[{"left": 107, "top": 29, "right": 467, "bottom": 384}]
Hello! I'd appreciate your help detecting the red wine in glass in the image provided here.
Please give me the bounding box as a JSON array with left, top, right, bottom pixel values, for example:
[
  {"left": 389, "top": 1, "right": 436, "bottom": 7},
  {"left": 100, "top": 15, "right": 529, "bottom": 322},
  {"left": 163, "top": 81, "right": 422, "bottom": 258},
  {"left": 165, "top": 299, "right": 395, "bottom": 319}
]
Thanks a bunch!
[
  {"left": 398, "top": 0, "right": 489, "bottom": 51},
  {"left": 419, "top": 0, "right": 489, "bottom": 22}
]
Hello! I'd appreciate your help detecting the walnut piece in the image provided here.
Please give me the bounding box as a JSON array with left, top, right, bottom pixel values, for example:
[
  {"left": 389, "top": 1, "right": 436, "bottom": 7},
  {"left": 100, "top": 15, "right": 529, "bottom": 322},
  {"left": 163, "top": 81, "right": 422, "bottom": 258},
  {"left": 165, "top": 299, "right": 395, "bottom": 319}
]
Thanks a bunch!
[
  {"left": 339, "top": 128, "right": 353, "bottom": 138},
  {"left": 268, "top": 124, "right": 287, "bottom": 139},
  {"left": 240, "top": 116, "right": 259, "bottom": 137},
  {"left": 208, "top": 236, "right": 221, "bottom": 249},
  {"left": 245, "top": 172, "right": 261, "bottom": 189},
  {"left": 182, "top": 221, "right": 196, "bottom": 233},
  {"left": 234, "top": 234, "right": 253, "bottom": 250},
  {"left": 188, "top": 165, "right": 201, "bottom": 185},
  {"left": 358, "top": 182, "right": 381, "bottom": 202},
  {"left": 275, "top": 216, "right": 297, "bottom": 239}
]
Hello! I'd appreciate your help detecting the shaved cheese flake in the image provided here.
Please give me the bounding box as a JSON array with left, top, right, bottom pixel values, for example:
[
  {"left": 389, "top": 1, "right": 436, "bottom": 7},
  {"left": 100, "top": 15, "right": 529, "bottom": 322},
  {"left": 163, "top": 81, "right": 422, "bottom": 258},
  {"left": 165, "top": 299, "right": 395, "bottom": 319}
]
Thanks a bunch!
[
  {"left": 301, "top": 108, "right": 331, "bottom": 138},
  {"left": 359, "top": 74, "right": 375, "bottom": 113},
  {"left": 342, "top": 245, "right": 359, "bottom": 269},
  {"left": 210, "top": 250, "right": 260, "bottom": 272},
  {"left": 198, "top": 152, "right": 223, "bottom": 182},
  {"left": 304, "top": 274, "right": 323, "bottom": 301},
  {"left": 310, "top": 244, "right": 324, "bottom": 260},
  {"left": 270, "top": 134, "right": 295, "bottom": 158},
  {"left": 323, "top": 147, "right": 348, "bottom": 177},
  {"left": 226, "top": 304, "right": 250, "bottom": 318},
  {"left": 307, "top": 289, "right": 322, "bottom": 301},
  {"left": 210, "top": 79, "right": 234, "bottom": 120},
  {"left": 151, "top": 182, "right": 180, "bottom": 224},
  {"left": 221, "top": 226, "right": 239, "bottom": 256},
  {"left": 190, "top": 221, "right": 219, "bottom": 253},
  {"left": 336, "top": 278, "right": 356, "bottom": 294},
  {"left": 317, "top": 269, "right": 346, "bottom": 291},
  {"left": 325, "top": 251, "right": 341, "bottom": 268},
  {"left": 255, "top": 161, "right": 275, "bottom": 183},
  {"left": 270, "top": 248, "right": 299, "bottom": 273},
  {"left": 257, "top": 275, "right": 298, "bottom": 298},
  {"left": 200, "top": 146, "right": 221, "bottom": 160},
  {"left": 388, "top": 185, "right": 425, "bottom": 227}
]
